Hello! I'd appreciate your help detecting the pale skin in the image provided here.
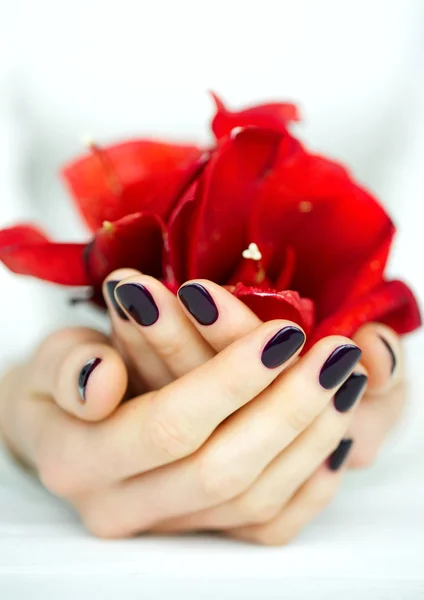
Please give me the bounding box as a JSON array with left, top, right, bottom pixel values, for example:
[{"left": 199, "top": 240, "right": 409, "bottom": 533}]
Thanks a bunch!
[{"left": 0, "top": 270, "right": 406, "bottom": 545}]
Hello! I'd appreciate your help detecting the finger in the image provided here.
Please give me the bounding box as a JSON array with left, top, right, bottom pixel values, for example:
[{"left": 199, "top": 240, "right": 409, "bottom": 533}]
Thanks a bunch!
[
  {"left": 104, "top": 270, "right": 173, "bottom": 391},
  {"left": 87, "top": 336, "right": 362, "bottom": 531},
  {"left": 353, "top": 323, "right": 403, "bottom": 394},
  {"left": 153, "top": 365, "right": 365, "bottom": 532},
  {"left": 114, "top": 273, "right": 215, "bottom": 378},
  {"left": 350, "top": 323, "right": 405, "bottom": 469},
  {"left": 226, "top": 464, "right": 347, "bottom": 546},
  {"left": 31, "top": 327, "right": 128, "bottom": 422},
  {"left": 79, "top": 320, "right": 306, "bottom": 489},
  {"left": 347, "top": 380, "right": 406, "bottom": 469},
  {"left": 177, "top": 280, "right": 262, "bottom": 351}
]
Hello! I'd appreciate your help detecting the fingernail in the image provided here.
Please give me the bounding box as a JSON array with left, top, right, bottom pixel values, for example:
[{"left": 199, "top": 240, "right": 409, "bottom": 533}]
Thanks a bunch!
[
  {"left": 261, "top": 326, "right": 305, "bottom": 369},
  {"left": 115, "top": 283, "right": 159, "bottom": 326},
  {"left": 319, "top": 345, "right": 362, "bottom": 389},
  {"left": 78, "top": 358, "right": 101, "bottom": 402},
  {"left": 379, "top": 336, "right": 396, "bottom": 375},
  {"left": 178, "top": 283, "right": 218, "bottom": 326},
  {"left": 328, "top": 438, "right": 353, "bottom": 471},
  {"left": 334, "top": 373, "right": 368, "bottom": 413},
  {"left": 106, "top": 280, "right": 129, "bottom": 321}
]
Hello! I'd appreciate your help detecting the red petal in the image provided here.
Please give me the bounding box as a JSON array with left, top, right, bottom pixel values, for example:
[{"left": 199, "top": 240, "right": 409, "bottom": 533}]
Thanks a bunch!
[
  {"left": 187, "top": 129, "right": 282, "bottom": 282},
  {"left": 0, "top": 225, "right": 87, "bottom": 285},
  {"left": 309, "top": 280, "right": 422, "bottom": 347},
  {"left": 86, "top": 213, "right": 165, "bottom": 286},
  {"left": 210, "top": 92, "right": 300, "bottom": 140},
  {"left": 231, "top": 283, "right": 315, "bottom": 334},
  {"left": 0, "top": 224, "right": 49, "bottom": 246},
  {"left": 251, "top": 142, "right": 395, "bottom": 320},
  {"left": 275, "top": 246, "right": 296, "bottom": 291},
  {"left": 166, "top": 179, "right": 200, "bottom": 285},
  {"left": 62, "top": 140, "right": 202, "bottom": 232}
]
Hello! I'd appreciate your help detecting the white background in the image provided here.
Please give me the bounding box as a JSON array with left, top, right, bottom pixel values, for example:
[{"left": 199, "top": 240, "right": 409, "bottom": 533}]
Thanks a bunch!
[{"left": 0, "top": 0, "right": 423, "bottom": 597}]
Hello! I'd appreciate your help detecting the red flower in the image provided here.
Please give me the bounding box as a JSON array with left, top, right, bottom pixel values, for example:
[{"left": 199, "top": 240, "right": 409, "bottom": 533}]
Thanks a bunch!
[{"left": 0, "top": 94, "right": 421, "bottom": 344}]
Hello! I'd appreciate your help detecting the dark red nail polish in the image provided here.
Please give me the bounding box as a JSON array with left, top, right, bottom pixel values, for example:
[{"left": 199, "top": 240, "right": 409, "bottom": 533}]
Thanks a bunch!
[
  {"left": 319, "top": 345, "right": 362, "bottom": 389},
  {"left": 261, "top": 326, "right": 305, "bottom": 369},
  {"left": 379, "top": 336, "right": 396, "bottom": 374},
  {"left": 328, "top": 438, "right": 353, "bottom": 471},
  {"left": 106, "top": 280, "right": 129, "bottom": 321},
  {"left": 178, "top": 283, "right": 218, "bottom": 326},
  {"left": 78, "top": 358, "right": 101, "bottom": 402},
  {"left": 334, "top": 373, "right": 367, "bottom": 413},
  {"left": 115, "top": 283, "right": 159, "bottom": 326}
]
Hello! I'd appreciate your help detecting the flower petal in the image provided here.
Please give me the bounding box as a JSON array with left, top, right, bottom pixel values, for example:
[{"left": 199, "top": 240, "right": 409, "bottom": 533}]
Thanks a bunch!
[
  {"left": 309, "top": 280, "right": 422, "bottom": 347},
  {"left": 231, "top": 283, "right": 315, "bottom": 334},
  {"left": 187, "top": 128, "right": 282, "bottom": 282},
  {"left": 86, "top": 212, "right": 165, "bottom": 287},
  {"left": 251, "top": 141, "right": 395, "bottom": 320},
  {"left": 0, "top": 225, "right": 87, "bottom": 285},
  {"left": 210, "top": 92, "right": 300, "bottom": 140},
  {"left": 62, "top": 140, "right": 202, "bottom": 231}
]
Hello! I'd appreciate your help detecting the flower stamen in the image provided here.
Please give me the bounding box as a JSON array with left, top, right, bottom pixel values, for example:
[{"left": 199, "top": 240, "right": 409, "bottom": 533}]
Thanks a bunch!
[
  {"left": 102, "top": 220, "right": 114, "bottom": 233},
  {"left": 242, "top": 242, "right": 266, "bottom": 284},
  {"left": 242, "top": 242, "right": 263, "bottom": 261}
]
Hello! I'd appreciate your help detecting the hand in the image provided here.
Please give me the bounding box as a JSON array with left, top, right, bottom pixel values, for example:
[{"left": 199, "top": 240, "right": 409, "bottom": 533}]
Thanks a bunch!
[
  {"left": 0, "top": 305, "right": 366, "bottom": 544},
  {"left": 105, "top": 270, "right": 406, "bottom": 472},
  {"left": 0, "top": 274, "right": 405, "bottom": 546}
]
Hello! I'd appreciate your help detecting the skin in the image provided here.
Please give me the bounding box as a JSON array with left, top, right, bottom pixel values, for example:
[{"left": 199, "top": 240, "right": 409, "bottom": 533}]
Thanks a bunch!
[{"left": 0, "top": 270, "right": 406, "bottom": 545}]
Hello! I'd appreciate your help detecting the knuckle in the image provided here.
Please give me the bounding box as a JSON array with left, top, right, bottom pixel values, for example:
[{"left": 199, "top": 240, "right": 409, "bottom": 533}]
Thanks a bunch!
[
  {"left": 285, "top": 401, "right": 317, "bottom": 433},
  {"left": 147, "top": 414, "right": 200, "bottom": 460},
  {"left": 236, "top": 496, "right": 280, "bottom": 524},
  {"left": 82, "top": 494, "right": 153, "bottom": 539},
  {"left": 156, "top": 334, "right": 188, "bottom": 361},
  {"left": 38, "top": 452, "right": 79, "bottom": 498},
  {"left": 254, "top": 527, "right": 292, "bottom": 547},
  {"left": 314, "top": 418, "right": 344, "bottom": 456},
  {"left": 84, "top": 509, "right": 133, "bottom": 539},
  {"left": 37, "top": 430, "right": 88, "bottom": 498},
  {"left": 223, "top": 375, "right": 252, "bottom": 408},
  {"left": 198, "top": 453, "right": 248, "bottom": 503}
]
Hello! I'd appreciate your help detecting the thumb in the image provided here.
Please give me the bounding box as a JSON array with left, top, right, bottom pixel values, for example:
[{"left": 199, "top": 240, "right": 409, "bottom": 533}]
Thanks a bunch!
[{"left": 30, "top": 327, "right": 128, "bottom": 422}]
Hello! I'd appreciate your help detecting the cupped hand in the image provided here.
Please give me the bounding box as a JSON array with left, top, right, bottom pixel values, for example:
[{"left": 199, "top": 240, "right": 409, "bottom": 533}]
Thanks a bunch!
[
  {"left": 106, "top": 271, "right": 406, "bottom": 474},
  {"left": 0, "top": 274, "right": 405, "bottom": 546}
]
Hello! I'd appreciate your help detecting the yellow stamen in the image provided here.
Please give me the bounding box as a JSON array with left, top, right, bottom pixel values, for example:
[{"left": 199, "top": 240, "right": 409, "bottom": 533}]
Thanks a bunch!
[
  {"left": 242, "top": 242, "right": 263, "bottom": 261},
  {"left": 242, "top": 243, "right": 266, "bottom": 284},
  {"left": 299, "top": 201, "right": 313, "bottom": 213},
  {"left": 102, "top": 220, "right": 114, "bottom": 232}
]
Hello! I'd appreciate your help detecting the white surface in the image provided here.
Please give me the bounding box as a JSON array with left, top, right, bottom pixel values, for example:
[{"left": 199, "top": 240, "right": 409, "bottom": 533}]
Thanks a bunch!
[{"left": 0, "top": 0, "right": 423, "bottom": 597}]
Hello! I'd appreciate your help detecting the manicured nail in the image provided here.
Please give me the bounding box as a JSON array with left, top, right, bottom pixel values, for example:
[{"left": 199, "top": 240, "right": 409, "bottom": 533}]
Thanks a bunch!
[
  {"left": 261, "top": 326, "right": 305, "bottom": 369},
  {"left": 178, "top": 283, "right": 218, "bottom": 326},
  {"left": 78, "top": 358, "right": 101, "bottom": 402},
  {"left": 379, "top": 336, "right": 396, "bottom": 374},
  {"left": 115, "top": 283, "right": 159, "bottom": 326},
  {"left": 328, "top": 438, "right": 353, "bottom": 471},
  {"left": 319, "top": 345, "right": 362, "bottom": 389},
  {"left": 106, "top": 280, "right": 129, "bottom": 321},
  {"left": 334, "top": 373, "right": 368, "bottom": 413}
]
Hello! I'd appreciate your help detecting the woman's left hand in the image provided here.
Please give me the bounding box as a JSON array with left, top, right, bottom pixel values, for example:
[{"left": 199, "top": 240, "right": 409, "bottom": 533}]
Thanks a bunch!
[{"left": 102, "top": 270, "right": 406, "bottom": 545}]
